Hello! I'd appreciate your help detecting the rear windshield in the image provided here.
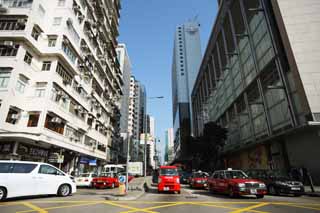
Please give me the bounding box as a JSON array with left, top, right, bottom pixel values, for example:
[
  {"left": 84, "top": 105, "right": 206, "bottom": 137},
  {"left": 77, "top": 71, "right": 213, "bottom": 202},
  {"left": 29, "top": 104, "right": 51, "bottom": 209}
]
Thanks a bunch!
[
  {"left": 0, "top": 163, "right": 37, "bottom": 173},
  {"left": 160, "top": 168, "right": 178, "bottom": 176}
]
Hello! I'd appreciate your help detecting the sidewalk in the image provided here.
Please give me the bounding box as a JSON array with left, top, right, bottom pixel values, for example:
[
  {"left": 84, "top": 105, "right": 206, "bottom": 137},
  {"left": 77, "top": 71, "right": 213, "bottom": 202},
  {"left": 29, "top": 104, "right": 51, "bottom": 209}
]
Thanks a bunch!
[
  {"left": 304, "top": 186, "right": 320, "bottom": 197},
  {"left": 104, "top": 177, "right": 149, "bottom": 201}
]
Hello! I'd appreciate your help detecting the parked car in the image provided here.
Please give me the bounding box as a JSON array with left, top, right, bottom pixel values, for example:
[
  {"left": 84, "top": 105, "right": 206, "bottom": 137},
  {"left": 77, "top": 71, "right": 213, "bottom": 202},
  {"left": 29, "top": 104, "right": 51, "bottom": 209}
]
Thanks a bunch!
[
  {"left": 0, "top": 160, "right": 76, "bottom": 201},
  {"left": 189, "top": 171, "right": 209, "bottom": 189},
  {"left": 91, "top": 172, "right": 120, "bottom": 189},
  {"left": 246, "top": 169, "right": 304, "bottom": 196},
  {"left": 207, "top": 169, "right": 267, "bottom": 198},
  {"left": 180, "top": 172, "right": 192, "bottom": 184},
  {"left": 158, "top": 166, "right": 181, "bottom": 194},
  {"left": 75, "top": 173, "right": 97, "bottom": 187}
]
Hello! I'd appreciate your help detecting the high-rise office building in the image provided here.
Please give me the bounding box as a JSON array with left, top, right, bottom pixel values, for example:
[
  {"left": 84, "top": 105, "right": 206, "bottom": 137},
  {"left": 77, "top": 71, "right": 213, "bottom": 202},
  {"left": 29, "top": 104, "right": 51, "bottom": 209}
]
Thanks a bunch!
[
  {"left": 164, "top": 128, "right": 174, "bottom": 163},
  {"left": 127, "top": 76, "right": 146, "bottom": 161},
  {"left": 192, "top": 0, "right": 320, "bottom": 184},
  {"left": 0, "top": 0, "right": 122, "bottom": 173},
  {"left": 116, "top": 44, "right": 132, "bottom": 162},
  {"left": 171, "top": 20, "right": 202, "bottom": 160}
]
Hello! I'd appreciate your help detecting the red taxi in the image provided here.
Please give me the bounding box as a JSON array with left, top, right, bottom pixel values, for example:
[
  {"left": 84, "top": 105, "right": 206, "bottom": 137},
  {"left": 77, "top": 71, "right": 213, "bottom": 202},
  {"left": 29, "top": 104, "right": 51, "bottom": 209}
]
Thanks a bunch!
[
  {"left": 91, "top": 172, "right": 120, "bottom": 189},
  {"left": 207, "top": 169, "right": 267, "bottom": 198},
  {"left": 158, "top": 166, "right": 181, "bottom": 194},
  {"left": 189, "top": 171, "right": 209, "bottom": 189}
]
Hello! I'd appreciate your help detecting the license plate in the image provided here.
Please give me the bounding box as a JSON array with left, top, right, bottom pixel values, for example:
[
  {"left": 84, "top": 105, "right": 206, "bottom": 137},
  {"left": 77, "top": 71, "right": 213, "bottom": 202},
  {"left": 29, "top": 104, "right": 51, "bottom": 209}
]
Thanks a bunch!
[
  {"left": 164, "top": 187, "right": 170, "bottom": 191},
  {"left": 291, "top": 187, "right": 300, "bottom": 190},
  {"left": 250, "top": 189, "right": 257, "bottom": 194}
]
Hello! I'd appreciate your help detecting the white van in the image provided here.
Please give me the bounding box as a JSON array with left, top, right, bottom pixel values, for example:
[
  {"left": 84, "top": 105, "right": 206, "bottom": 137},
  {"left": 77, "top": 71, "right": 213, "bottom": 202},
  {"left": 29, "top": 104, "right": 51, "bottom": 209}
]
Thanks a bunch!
[{"left": 0, "top": 161, "right": 76, "bottom": 201}]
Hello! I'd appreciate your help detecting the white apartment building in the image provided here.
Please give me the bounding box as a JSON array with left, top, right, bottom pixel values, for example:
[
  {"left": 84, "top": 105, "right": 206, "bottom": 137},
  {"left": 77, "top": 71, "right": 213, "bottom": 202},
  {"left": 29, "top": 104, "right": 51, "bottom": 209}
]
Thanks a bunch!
[{"left": 0, "top": 0, "right": 122, "bottom": 174}]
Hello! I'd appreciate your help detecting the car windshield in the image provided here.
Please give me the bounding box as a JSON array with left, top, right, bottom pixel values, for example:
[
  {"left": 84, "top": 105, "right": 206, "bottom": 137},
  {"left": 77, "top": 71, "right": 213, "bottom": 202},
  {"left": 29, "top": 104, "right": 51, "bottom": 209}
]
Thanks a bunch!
[
  {"left": 160, "top": 168, "right": 178, "bottom": 176},
  {"left": 267, "top": 170, "right": 290, "bottom": 179},
  {"left": 225, "top": 171, "right": 248, "bottom": 179},
  {"left": 194, "top": 173, "right": 208, "bottom": 178},
  {"left": 100, "top": 173, "right": 113, "bottom": 177}
]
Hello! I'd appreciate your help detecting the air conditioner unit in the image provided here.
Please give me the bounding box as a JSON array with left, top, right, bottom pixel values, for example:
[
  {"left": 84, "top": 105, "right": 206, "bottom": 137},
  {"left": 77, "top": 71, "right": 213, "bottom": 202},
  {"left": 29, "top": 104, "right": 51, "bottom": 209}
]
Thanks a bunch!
[
  {"left": 78, "top": 14, "right": 85, "bottom": 20},
  {"left": 17, "top": 19, "right": 26, "bottom": 26},
  {"left": 56, "top": 91, "right": 64, "bottom": 96},
  {"left": 51, "top": 117, "right": 62, "bottom": 123},
  {"left": 61, "top": 94, "right": 69, "bottom": 100},
  {"left": 10, "top": 114, "right": 20, "bottom": 120},
  {"left": 0, "top": 4, "right": 8, "bottom": 13},
  {"left": 75, "top": 105, "right": 82, "bottom": 111},
  {"left": 3, "top": 41, "right": 14, "bottom": 47},
  {"left": 73, "top": 5, "right": 81, "bottom": 12}
]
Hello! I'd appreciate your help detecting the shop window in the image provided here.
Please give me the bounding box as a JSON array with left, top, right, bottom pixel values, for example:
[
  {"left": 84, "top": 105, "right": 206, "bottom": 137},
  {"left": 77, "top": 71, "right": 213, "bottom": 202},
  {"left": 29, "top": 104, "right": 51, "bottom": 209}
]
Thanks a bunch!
[
  {"left": 0, "top": 68, "right": 12, "bottom": 88},
  {"left": 27, "top": 112, "right": 40, "bottom": 127},
  {"left": 5, "top": 107, "right": 20, "bottom": 124},
  {"left": 44, "top": 114, "right": 65, "bottom": 134},
  {"left": 23, "top": 51, "right": 33, "bottom": 65},
  {"left": 0, "top": 43, "right": 19, "bottom": 56},
  {"left": 31, "top": 26, "right": 41, "bottom": 41},
  {"left": 42, "top": 61, "right": 51, "bottom": 71}
]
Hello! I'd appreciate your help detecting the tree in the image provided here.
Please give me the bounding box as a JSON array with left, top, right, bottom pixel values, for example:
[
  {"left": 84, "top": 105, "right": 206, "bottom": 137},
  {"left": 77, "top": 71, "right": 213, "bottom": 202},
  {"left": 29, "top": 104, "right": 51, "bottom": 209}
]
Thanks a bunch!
[{"left": 189, "top": 122, "right": 228, "bottom": 171}]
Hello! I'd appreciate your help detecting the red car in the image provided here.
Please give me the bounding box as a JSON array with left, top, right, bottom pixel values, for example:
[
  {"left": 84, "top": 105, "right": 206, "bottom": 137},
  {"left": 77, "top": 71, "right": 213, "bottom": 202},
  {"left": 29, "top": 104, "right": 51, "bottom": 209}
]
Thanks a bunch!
[
  {"left": 189, "top": 171, "right": 209, "bottom": 189},
  {"left": 207, "top": 169, "right": 267, "bottom": 198},
  {"left": 92, "top": 172, "right": 120, "bottom": 189},
  {"left": 158, "top": 166, "right": 181, "bottom": 194}
]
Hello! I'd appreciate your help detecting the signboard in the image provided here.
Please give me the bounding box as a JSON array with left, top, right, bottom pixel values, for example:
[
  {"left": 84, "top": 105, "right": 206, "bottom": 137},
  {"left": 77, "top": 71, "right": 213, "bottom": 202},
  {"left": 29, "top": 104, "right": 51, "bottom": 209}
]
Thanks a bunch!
[
  {"left": 48, "top": 153, "right": 64, "bottom": 163},
  {"left": 0, "top": 143, "right": 13, "bottom": 154},
  {"left": 118, "top": 175, "right": 126, "bottom": 183},
  {"left": 17, "top": 143, "right": 49, "bottom": 158},
  {"left": 128, "top": 162, "right": 143, "bottom": 176},
  {"left": 89, "top": 159, "right": 97, "bottom": 166}
]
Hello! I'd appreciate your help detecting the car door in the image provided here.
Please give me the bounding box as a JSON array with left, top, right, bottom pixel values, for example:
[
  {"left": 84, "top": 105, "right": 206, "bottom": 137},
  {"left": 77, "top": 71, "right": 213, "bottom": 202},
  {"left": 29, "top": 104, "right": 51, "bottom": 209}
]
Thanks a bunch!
[
  {"left": 218, "top": 171, "right": 229, "bottom": 193},
  {"left": 209, "top": 172, "right": 219, "bottom": 192},
  {"left": 6, "top": 163, "right": 38, "bottom": 197},
  {"left": 216, "top": 171, "right": 227, "bottom": 193},
  {"left": 37, "top": 164, "right": 66, "bottom": 195}
]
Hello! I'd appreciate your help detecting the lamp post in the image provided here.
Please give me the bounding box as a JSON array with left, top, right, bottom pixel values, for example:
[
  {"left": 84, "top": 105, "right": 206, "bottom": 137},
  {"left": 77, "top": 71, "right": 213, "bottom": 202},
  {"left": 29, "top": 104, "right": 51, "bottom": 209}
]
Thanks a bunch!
[{"left": 143, "top": 96, "right": 164, "bottom": 179}]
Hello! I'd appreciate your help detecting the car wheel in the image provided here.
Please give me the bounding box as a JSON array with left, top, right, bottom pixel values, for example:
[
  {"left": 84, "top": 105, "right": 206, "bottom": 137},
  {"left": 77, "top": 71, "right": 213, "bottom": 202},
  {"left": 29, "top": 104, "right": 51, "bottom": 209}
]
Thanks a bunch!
[
  {"left": 256, "top": 195, "right": 264, "bottom": 199},
  {"left": 58, "top": 184, "right": 71, "bottom": 197},
  {"left": 0, "top": 187, "right": 7, "bottom": 201},
  {"left": 228, "top": 187, "right": 235, "bottom": 198},
  {"left": 268, "top": 186, "right": 278, "bottom": 195}
]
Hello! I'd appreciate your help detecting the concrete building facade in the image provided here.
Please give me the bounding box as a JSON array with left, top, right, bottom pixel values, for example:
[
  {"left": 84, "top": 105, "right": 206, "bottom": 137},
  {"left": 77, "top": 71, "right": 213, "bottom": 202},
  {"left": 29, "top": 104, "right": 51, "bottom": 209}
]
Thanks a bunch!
[
  {"left": 171, "top": 20, "right": 202, "bottom": 160},
  {"left": 116, "top": 43, "right": 131, "bottom": 162},
  {"left": 0, "top": 0, "right": 122, "bottom": 174},
  {"left": 192, "top": 0, "right": 320, "bottom": 184}
]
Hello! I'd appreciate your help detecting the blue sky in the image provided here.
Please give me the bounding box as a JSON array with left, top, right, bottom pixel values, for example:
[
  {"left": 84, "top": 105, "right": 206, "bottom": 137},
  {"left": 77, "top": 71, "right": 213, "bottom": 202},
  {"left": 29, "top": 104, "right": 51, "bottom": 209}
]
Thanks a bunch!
[{"left": 118, "top": 0, "right": 218, "bottom": 162}]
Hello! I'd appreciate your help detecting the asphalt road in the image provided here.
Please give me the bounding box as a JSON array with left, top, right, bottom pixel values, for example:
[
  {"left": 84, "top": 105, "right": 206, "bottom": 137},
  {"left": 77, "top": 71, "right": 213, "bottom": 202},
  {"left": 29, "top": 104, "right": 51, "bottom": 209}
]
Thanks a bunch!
[{"left": 0, "top": 185, "right": 319, "bottom": 213}]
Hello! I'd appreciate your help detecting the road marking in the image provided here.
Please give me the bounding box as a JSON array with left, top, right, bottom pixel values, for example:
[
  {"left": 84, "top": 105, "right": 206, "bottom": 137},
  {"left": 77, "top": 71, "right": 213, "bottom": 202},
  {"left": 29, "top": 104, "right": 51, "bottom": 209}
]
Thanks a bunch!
[
  {"left": 277, "top": 203, "right": 320, "bottom": 211},
  {"left": 104, "top": 201, "right": 157, "bottom": 213},
  {"left": 121, "top": 202, "right": 186, "bottom": 213},
  {"left": 229, "top": 202, "right": 269, "bottom": 213},
  {"left": 20, "top": 202, "right": 48, "bottom": 213},
  {"left": 189, "top": 202, "right": 267, "bottom": 213}
]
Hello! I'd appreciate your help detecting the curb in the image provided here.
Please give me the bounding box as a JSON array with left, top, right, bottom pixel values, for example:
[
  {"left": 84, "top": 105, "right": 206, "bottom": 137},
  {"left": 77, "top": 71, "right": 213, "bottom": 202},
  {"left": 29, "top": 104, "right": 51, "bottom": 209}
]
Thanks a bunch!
[{"left": 104, "top": 181, "right": 147, "bottom": 201}]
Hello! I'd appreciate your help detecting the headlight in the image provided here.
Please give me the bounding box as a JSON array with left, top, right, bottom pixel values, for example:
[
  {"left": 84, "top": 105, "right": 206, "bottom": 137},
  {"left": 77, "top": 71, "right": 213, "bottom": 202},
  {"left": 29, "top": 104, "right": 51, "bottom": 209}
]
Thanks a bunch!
[
  {"left": 158, "top": 178, "right": 161, "bottom": 183},
  {"left": 176, "top": 178, "right": 180, "bottom": 184},
  {"left": 238, "top": 183, "right": 245, "bottom": 188},
  {"left": 196, "top": 180, "right": 201, "bottom": 183},
  {"left": 259, "top": 183, "right": 266, "bottom": 188}
]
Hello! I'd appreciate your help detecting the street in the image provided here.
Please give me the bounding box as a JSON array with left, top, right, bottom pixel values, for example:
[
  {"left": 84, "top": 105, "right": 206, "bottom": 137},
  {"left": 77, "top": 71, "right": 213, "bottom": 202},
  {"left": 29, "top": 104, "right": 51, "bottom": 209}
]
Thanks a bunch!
[{"left": 1, "top": 184, "right": 319, "bottom": 213}]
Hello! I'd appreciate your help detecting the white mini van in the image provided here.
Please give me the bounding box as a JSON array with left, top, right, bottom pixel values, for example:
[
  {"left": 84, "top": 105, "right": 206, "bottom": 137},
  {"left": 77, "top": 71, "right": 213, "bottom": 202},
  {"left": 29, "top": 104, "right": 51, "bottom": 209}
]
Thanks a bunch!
[{"left": 0, "top": 161, "right": 76, "bottom": 201}]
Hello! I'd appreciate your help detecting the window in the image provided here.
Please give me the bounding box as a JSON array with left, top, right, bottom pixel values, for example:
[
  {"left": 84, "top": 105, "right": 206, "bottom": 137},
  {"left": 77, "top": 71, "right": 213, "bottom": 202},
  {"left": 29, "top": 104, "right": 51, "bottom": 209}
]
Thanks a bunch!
[
  {"left": 15, "top": 75, "right": 28, "bottom": 93},
  {"left": 35, "top": 88, "right": 45, "bottom": 97},
  {"left": 0, "top": 43, "right": 19, "bottom": 56},
  {"left": 62, "top": 41, "right": 77, "bottom": 63},
  {"left": 56, "top": 63, "right": 72, "bottom": 84},
  {"left": 0, "top": 163, "right": 12, "bottom": 173},
  {"left": 44, "top": 114, "right": 65, "bottom": 134},
  {"left": 24, "top": 51, "right": 33, "bottom": 65},
  {"left": 39, "top": 165, "right": 64, "bottom": 175},
  {"left": 58, "top": 0, "right": 66, "bottom": 6},
  {"left": 31, "top": 26, "right": 41, "bottom": 41},
  {"left": 0, "top": 68, "right": 11, "bottom": 88},
  {"left": 12, "top": 163, "right": 37, "bottom": 173},
  {"left": 38, "top": 5, "right": 46, "bottom": 17},
  {"left": 53, "top": 17, "right": 62, "bottom": 26},
  {"left": 27, "top": 112, "right": 40, "bottom": 127},
  {"left": 48, "top": 37, "right": 57, "bottom": 47},
  {"left": 5, "top": 107, "right": 20, "bottom": 124},
  {"left": 0, "top": 19, "right": 26, "bottom": 31},
  {"left": 42, "top": 61, "right": 51, "bottom": 71}
]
